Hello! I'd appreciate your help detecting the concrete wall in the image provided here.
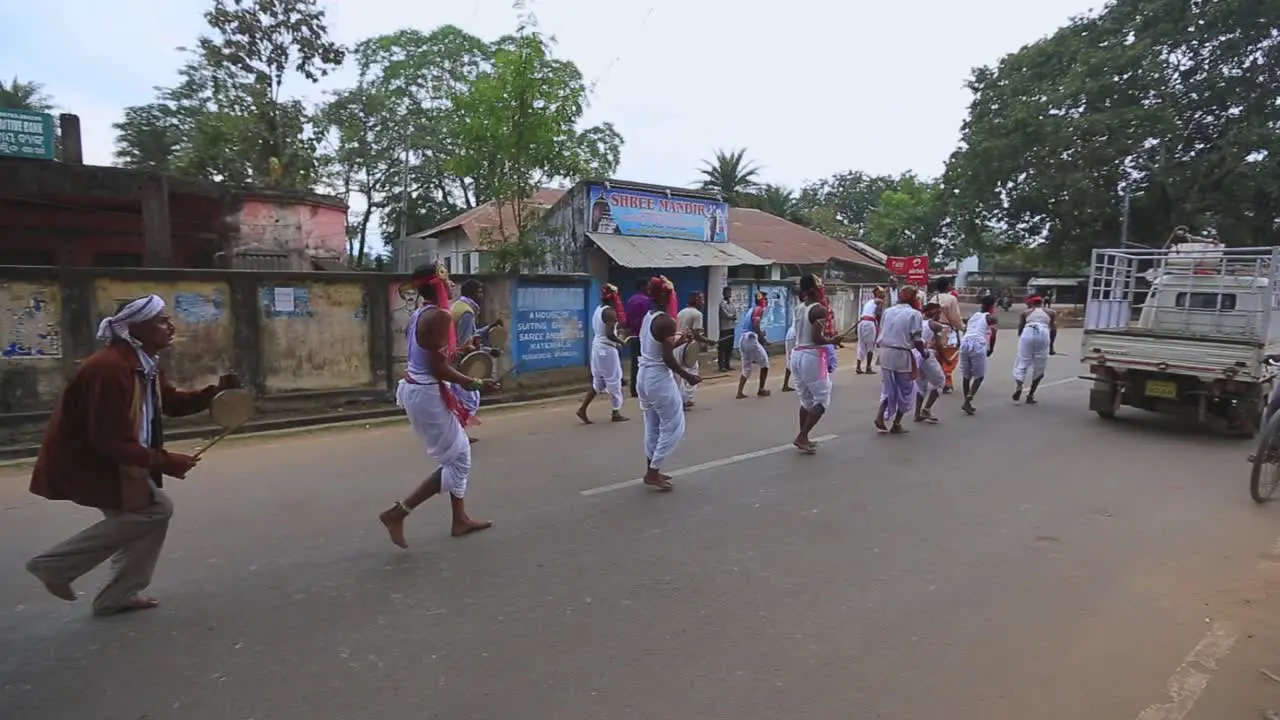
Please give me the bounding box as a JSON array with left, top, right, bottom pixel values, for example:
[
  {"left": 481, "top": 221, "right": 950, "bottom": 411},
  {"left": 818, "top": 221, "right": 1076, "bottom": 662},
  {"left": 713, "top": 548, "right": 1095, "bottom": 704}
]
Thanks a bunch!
[{"left": 0, "top": 267, "right": 589, "bottom": 446}]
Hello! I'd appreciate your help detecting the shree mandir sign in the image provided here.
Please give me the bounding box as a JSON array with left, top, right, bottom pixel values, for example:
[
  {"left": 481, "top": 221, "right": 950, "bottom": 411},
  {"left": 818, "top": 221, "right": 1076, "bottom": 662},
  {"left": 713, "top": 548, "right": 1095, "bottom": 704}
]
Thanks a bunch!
[{"left": 586, "top": 183, "right": 729, "bottom": 244}]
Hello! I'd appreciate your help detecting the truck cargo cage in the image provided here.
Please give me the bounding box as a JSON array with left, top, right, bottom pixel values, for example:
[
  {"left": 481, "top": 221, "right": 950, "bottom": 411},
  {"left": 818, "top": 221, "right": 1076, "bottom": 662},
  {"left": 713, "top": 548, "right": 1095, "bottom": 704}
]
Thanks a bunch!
[{"left": 1084, "top": 244, "right": 1280, "bottom": 343}]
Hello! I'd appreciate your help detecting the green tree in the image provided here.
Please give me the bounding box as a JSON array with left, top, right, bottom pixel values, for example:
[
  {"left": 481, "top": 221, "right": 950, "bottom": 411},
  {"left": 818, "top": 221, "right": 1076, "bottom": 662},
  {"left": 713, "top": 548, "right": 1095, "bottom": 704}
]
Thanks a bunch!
[
  {"left": 447, "top": 8, "right": 623, "bottom": 273},
  {"left": 942, "top": 0, "right": 1280, "bottom": 266},
  {"left": 695, "top": 148, "right": 761, "bottom": 205},
  {"left": 797, "top": 170, "right": 898, "bottom": 237},
  {"left": 0, "top": 77, "right": 54, "bottom": 112},
  {"left": 864, "top": 174, "right": 948, "bottom": 259}
]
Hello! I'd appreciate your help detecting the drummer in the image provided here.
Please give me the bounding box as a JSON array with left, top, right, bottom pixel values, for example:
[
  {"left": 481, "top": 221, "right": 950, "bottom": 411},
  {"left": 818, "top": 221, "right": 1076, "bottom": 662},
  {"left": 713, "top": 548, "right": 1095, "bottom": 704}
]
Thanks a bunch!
[
  {"left": 675, "top": 292, "right": 709, "bottom": 409},
  {"left": 450, "top": 280, "right": 499, "bottom": 437}
]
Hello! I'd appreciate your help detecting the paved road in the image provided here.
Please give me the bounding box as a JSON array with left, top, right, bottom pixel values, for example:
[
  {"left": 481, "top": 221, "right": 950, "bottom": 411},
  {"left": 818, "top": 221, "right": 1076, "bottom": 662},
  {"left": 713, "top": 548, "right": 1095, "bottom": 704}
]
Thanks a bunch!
[{"left": 3, "top": 329, "right": 1279, "bottom": 720}]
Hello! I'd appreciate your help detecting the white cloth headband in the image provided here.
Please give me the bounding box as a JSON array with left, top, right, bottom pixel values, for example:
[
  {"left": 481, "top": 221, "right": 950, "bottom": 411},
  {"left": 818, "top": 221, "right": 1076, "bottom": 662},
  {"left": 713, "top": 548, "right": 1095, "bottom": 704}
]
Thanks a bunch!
[{"left": 97, "top": 294, "right": 165, "bottom": 343}]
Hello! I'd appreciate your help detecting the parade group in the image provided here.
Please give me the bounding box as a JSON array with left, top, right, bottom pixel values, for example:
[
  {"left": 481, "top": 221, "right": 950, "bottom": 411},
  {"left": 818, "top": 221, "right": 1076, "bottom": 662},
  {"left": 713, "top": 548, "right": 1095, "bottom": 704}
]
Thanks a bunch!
[{"left": 18, "top": 261, "right": 1058, "bottom": 616}]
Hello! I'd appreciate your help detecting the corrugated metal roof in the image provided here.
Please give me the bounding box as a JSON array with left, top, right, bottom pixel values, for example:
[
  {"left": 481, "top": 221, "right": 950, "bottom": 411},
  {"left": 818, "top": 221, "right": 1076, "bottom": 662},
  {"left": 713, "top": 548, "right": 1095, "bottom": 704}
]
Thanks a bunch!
[{"left": 587, "top": 232, "right": 769, "bottom": 268}]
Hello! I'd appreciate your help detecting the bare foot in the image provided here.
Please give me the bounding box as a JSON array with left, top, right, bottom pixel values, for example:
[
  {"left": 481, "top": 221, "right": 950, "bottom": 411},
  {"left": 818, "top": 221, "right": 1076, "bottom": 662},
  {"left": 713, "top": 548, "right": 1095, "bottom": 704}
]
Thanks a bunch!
[
  {"left": 781, "top": 385, "right": 794, "bottom": 392},
  {"left": 611, "top": 413, "right": 630, "bottom": 422},
  {"left": 890, "top": 424, "right": 909, "bottom": 434},
  {"left": 452, "top": 518, "right": 494, "bottom": 537},
  {"left": 793, "top": 439, "right": 816, "bottom": 454},
  {"left": 379, "top": 508, "right": 409, "bottom": 549},
  {"left": 1012, "top": 388, "right": 1022, "bottom": 402},
  {"left": 874, "top": 416, "right": 888, "bottom": 433},
  {"left": 736, "top": 392, "right": 748, "bottom": 399},
  {"left": 1025, "top": 396, "right": 1038, "bottom": 405},
  {"left": 757, "top": 389, "right": 772, "bottom": 397},
  {"left": 28, "top": 567, "right": 76, "bottom": 601},
  {"left": 643, "top": 471, "right": 674, "bottom": 491},
  {"left": 961, "top": 399, "right": 975, "bottom": 415},
  {"left": 576, "top": 407, "right": 593, "bottom": 424},
  {"left": 95, "top": 595, "right": 160, "bottom": 616},
  {"left": 468, "top": 437, "right": 478, "bottom": 444}
]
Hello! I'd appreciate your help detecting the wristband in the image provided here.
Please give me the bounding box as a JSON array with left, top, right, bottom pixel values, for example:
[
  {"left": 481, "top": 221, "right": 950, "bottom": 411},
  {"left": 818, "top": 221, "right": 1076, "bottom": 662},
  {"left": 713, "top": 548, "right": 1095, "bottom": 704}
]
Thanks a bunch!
[{"left": 468, "top": 378, "right": 484, "bottom": 391}]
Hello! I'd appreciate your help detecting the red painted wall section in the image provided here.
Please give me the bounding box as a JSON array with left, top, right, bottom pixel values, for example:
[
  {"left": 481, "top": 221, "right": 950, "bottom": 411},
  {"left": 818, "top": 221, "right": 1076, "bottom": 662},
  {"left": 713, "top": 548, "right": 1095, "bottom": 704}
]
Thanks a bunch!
[{"left": 234, "top": 196, "right": 348, "bottom": 264}]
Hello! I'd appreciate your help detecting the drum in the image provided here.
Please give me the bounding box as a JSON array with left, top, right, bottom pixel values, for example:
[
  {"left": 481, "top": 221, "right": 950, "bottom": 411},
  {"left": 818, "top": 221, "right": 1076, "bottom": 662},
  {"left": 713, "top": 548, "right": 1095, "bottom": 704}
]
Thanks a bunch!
[
  {"left": 680, "top": 339, "right": 702, "bottom": 368},
  {"left": 458, "top": 350, "right": 495, "bottom": 379}
]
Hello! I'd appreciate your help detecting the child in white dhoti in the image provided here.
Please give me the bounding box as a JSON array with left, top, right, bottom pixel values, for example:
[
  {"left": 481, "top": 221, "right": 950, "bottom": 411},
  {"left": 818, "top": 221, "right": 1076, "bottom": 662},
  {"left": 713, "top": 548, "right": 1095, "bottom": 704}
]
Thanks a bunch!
[
  {"left": 959, "top": 295, "right": 998, "bottom": 415},
  {"left": 855, "top": 288, "right": 884, "bottom": 374},
  {"left": 737, "top": 290, "right": 773, "bottom": 399},
  {"left": 636, "top": 276, "right": 701, "bottom": 491},
  {"left": 913, "top": 302, "right": 947, "bottom": 423},
  {"left": 577, "top": 283, "right": 630, "bottom": 424},
  {"left": 1012, "top": 296, "right": 1057, "bottom": 404},
  {"left": 790, "top": 274, "right": 844, "bottom": 452},
  {"left": 379, "top": 264, "right": 499, "bottom": 549}
]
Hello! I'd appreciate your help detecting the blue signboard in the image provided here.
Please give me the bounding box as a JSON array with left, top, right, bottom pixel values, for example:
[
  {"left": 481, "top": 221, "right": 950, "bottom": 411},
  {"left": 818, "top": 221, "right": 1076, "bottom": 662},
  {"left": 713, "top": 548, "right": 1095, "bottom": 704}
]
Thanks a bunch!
[
  {"left": 514, "top": 284, "right": 587, "bottom": 372},
  {"left": 586, "top": 184, "right": 729, "bottom": 243}
]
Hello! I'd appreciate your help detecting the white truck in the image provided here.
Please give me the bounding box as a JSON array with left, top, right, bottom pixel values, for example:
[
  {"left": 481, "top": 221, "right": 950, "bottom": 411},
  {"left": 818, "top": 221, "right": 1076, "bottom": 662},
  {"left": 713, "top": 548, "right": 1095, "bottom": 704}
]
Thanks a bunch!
[{"left": 1080, "top": 236, "right": 1280, "bottom": 436}]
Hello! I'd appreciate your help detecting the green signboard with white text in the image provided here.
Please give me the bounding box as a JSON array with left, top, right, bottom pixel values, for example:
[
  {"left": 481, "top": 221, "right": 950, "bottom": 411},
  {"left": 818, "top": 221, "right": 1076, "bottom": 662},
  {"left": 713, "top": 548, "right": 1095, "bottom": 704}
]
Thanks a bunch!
[{"left": 0, "top": 109, "right": 55, "bottom": 160}]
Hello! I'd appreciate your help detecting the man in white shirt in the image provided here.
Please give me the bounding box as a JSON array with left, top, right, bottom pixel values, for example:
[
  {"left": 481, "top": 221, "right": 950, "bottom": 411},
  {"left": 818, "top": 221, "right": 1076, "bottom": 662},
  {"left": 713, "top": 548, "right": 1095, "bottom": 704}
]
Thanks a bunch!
[
  {"left": 674, "top": 293, "right": 709, "bottom": 408},
  {"left": 876, "top": 286, "right": 926, "bottom": 434}
]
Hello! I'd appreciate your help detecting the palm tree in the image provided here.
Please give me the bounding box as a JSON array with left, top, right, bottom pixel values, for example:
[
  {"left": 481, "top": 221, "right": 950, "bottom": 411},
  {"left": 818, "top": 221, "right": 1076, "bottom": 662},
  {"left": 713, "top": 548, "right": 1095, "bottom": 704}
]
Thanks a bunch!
[
  {"left": 751, "top": 184, "right": 807, "bottom": 224},
  {"left": 0, "top": 77, "right": 55, "bottom": 112},
  {"left": 695, "top": 148, "right": 761, "bottom": 204}
]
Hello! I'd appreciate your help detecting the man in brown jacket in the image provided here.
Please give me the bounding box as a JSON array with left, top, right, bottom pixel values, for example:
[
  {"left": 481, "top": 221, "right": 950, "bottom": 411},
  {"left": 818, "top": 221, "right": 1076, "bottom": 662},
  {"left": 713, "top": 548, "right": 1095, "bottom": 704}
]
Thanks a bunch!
[{"left": 26, "top": 294, "right": 239, "bottom": 616}]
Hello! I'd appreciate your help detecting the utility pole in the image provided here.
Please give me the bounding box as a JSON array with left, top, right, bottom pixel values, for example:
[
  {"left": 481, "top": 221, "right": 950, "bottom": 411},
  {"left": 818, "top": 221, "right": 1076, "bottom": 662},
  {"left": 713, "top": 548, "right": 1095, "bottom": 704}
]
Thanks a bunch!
[
  {"left": 1120, "top": 190, "right": 1132, "bottom": 246},
  {"left": 397, "top": 129, "right": 410, "bottom": 270}
]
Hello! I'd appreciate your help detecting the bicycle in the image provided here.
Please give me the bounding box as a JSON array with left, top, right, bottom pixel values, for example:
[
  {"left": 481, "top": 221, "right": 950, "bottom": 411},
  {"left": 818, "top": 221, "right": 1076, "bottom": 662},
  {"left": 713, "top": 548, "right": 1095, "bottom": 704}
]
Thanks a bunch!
[{"left": 1248, "top": 356, "right": 1280, "bottom": 503}]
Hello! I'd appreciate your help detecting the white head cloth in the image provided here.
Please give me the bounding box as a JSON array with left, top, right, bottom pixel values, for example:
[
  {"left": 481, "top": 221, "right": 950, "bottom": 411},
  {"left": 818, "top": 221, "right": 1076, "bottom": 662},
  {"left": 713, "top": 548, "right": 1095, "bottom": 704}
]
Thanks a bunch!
[{"left": 97, "top": 294, "right": 166, "bottom": 344}]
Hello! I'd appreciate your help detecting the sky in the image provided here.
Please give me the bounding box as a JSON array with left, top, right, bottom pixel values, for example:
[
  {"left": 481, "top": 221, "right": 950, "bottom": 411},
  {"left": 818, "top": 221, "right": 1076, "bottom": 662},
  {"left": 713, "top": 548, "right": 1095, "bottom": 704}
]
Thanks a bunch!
[{"left": 3, "top": 0, "right": 1100, "bottom": 193}]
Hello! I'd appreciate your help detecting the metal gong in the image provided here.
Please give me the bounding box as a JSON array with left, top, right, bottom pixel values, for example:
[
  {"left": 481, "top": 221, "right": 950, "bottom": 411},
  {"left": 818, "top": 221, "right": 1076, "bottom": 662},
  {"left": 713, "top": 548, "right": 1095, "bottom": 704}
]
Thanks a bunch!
[
  {"left": 193, "top": 388, "right": 255, "bottom": 458},
  {"left": 458, "top": 350, "right": 495, "bottom": 379},
  {"left": 486, "top": 324, "right": 509, "bottom": 352}
]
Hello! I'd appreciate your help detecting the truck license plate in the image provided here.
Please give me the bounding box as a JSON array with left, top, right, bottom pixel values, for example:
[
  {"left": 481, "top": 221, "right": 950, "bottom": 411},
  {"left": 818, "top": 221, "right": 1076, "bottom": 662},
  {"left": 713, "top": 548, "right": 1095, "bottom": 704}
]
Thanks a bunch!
[{"left": 1145, "top": 380, "right": 1177, "bottom": 399}]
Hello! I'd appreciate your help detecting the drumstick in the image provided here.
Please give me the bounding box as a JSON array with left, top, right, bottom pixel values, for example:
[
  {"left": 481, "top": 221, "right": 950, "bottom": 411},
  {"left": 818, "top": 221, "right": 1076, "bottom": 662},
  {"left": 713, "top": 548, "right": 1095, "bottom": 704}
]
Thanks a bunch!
[{"left": 191, "top": 419, "right": 249, "bottom": 459}]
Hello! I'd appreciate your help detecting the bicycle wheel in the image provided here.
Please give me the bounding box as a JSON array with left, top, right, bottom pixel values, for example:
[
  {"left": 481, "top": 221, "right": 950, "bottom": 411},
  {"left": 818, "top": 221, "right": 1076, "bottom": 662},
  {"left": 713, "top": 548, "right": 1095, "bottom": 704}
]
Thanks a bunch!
[{"left": 1249, "top": 409, "right": 1280, "bottom": 503}]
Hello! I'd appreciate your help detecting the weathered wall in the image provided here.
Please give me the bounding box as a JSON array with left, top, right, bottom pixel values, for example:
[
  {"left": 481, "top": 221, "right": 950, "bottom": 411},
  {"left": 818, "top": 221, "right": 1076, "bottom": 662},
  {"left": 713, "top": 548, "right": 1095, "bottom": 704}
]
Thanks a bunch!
[
  {"left": 258, "top": 281, "right": 370, "bottom": 392},
  {"left": 234, "top": 196, "right": 348, "bottom": 268},
  {"left": 92, "top": 279, "right": 234, "bottom": 390},
  {"left": 0, "top": 280, "right": 64, "bottom": 412}
]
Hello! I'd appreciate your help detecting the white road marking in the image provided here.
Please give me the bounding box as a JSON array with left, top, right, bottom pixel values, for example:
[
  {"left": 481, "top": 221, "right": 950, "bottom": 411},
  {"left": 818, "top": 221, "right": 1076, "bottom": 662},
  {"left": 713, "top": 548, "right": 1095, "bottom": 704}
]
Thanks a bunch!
[
  {"left": 1134, "top": 620, "right": 1239, "bottom": 720},
  {"left": 1037, "top": 377, "right": 1077, "bottom": 390},
  {"left": 579, "top": 434, "right": 840, "bottom": 497}
]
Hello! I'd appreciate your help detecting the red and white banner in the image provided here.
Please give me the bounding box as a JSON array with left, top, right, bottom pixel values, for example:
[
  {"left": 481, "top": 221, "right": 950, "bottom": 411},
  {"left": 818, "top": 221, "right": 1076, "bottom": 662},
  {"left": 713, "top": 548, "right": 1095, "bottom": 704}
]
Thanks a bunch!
[{"left": 885, "top": 255, "right": 930, "bottom": 287}]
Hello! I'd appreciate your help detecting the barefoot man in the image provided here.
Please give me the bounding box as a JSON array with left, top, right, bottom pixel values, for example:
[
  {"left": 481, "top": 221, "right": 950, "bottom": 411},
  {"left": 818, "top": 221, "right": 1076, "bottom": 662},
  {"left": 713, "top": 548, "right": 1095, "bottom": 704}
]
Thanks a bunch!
[
  {"left": 674, "top": 292, "right": 710, "bottom": 409},
  {"left": 781, "top": 289, "right": 803, "bottom": 392},
  {"left": 636, "top": 276, "right": 701, "bottom": 491},
  {"left": 578, "top": 283, "right": 630, "bottom": 424},
  {"left": 790, "top": 274, "right": 844, "bottom": 453},
  {"left": 959, "top": 295, "right": 998, "bottom": 415},
  {"left": 381, "top": 264, "right": 500, "bottom": 547},
  {"left": 855, "top": 287, "right": 885, "bottom": 374},
  {"left": 876, "top": 286, "right": 926, "bottom": 434},
  {"left": 736, "top": 290, "right": 772, "bottom": 399},
  {"left": 1012, "top": 295, "right": 1056, "bottom": 405},
  {"left": 26, "top": 294, "right": 239, "bottom": 616},
  {"left": 914, "top": 302, "right": 947, "bottom": 424}
]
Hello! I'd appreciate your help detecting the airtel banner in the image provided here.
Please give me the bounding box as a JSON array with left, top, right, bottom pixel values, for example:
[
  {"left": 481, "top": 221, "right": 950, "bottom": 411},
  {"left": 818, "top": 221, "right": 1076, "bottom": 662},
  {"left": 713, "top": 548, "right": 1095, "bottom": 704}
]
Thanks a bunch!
[{"left": 885, "top": 255, "right": 930, "bottom": 287}]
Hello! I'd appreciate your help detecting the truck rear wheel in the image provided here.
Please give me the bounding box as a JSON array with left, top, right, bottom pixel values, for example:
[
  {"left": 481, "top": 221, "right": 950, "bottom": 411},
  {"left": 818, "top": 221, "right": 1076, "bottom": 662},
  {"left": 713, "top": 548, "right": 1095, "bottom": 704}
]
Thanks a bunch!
[{"left": 1089, "top": 385, "right": 1120, "bottom": 419}]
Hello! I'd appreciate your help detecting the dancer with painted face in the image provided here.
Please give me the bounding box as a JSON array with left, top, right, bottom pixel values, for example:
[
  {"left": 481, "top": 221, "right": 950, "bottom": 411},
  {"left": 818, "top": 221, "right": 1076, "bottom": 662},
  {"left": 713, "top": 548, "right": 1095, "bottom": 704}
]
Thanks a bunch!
[
  {"left": 636, "top": 276, "right": 701, "bottom": 491},
  {"left": 1012, "top": 295, "right": 1057, "bottom": 404},
  {"left": 855, "top": 287, "right": 885, "bottom": 374},
  {"left": 736, "top": 290, "right": 773, "bottom": 399},
  {"left": 958, "top": 295, "right": 998, "bottom": 415},
  {"left": 790, "top": 274, "right": 843, "bottom": 453},
  {"left": 577, "top": 283, "right": 630, "bottom": 424}
]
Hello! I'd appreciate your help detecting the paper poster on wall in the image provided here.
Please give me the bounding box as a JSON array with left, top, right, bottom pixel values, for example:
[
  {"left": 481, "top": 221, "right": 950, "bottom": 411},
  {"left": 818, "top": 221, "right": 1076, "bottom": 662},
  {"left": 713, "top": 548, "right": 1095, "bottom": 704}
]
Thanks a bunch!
[{"left": 273, "top": 287, "right": 295, "bottom": 313}]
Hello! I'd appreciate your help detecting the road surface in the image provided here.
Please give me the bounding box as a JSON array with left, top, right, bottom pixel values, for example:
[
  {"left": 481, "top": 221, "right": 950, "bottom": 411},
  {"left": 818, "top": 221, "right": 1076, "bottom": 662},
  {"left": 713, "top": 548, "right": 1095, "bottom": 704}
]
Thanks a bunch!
[{"left": 3, "top": 328, "right": 1280, "bottom": 720}]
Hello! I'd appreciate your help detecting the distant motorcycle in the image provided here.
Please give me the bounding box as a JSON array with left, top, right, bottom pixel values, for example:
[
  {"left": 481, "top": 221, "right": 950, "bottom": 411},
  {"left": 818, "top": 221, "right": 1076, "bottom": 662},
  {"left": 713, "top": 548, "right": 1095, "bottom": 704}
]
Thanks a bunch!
[{"left": 996, "top": 296, "right": 1014, "bottom": 311}]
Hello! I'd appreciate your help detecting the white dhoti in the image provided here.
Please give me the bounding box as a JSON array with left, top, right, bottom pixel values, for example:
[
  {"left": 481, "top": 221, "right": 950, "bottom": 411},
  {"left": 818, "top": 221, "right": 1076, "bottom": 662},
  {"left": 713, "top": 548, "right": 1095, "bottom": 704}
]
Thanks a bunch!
[
  {"left": 673, "top": 345, "right": 698, "bottom": 404},
  {"left": 856, "top": 319, "right": 877, "bottom": 358},
  {"left": 637, "top": 366, "right": 685, "bottom": 471},
  {"left": 915, "top": 349, "right": 945, "bottom": 395},
  {"left": 959, "top": 337, "right": 988, "bottom": 379},
  {"left": 1013, "top": 323, "right": 1050, "bottom": 383},
  {"left": 740, "top": 331, "right": 769, "bottom": 378},
  {"left": 590, "top": 341, "right": 625, "bottom": 410},
  {"left": 790, "top": 346, "right": 833, "bottom": 410},
  {"left": 396, "top": 379, "right": 472, "bottom": 498}
]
